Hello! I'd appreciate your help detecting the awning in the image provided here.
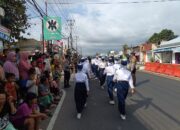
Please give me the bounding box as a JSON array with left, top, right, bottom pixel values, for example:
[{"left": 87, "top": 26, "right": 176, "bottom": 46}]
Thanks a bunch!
[
  {"left": 173, "top": 47, "right": 180, "bottom": 53},
  {"left": 153, "top": 47, "right": 174, "bottom": 53}
]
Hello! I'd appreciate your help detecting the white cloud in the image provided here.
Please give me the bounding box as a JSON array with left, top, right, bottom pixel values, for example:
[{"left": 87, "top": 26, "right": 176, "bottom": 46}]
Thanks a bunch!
[{"left": 25, "top": 0, "right": 180, "bottom": 55}]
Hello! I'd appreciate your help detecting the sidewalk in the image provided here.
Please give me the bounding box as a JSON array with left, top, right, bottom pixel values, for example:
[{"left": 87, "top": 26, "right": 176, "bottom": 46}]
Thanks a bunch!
[{"left": 40, "top": 73, "right": 75, "bottom": 130}]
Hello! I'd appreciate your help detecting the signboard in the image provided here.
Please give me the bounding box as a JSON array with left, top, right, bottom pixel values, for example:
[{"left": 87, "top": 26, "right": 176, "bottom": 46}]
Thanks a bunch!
[
  {"left": 43, "top": 16, "right": 62, "bottom": 40},
  {"left": 0, "top": 25, "right": 10, "bottom": 41}
]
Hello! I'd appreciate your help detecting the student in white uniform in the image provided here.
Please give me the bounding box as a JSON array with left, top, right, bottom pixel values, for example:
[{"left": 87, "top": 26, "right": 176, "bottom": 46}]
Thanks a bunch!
[
  {"left": 74, "top": 64, "right": 90, "bottom": 119},
  {"left": 104, "top": 58, "right": 115, "bottom": 105},
  {"left": 113, "top": 60, "right": 135, "bottom": 120},
  {"left": 82, "top": 58, "right": 91, "bottom": 79},
  {"left": 98, "top": 57, "right": 107, "bottom": 89}
]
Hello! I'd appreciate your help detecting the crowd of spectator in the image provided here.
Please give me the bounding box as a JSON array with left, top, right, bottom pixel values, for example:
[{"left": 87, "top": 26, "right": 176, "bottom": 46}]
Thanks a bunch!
[{"left": 0, "top": 48, "right": 63, "bottom": 130}]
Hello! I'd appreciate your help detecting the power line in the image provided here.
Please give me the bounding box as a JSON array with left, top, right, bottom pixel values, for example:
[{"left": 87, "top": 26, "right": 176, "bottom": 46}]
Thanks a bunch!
[{"left": 48, "top": 0, "right": 180, "bottom": 5}]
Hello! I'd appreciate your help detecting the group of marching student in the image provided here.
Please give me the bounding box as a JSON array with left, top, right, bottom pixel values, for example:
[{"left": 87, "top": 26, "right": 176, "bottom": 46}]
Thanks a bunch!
[{"left": 74, "top": 53, "right": 137, "bottom": 120}]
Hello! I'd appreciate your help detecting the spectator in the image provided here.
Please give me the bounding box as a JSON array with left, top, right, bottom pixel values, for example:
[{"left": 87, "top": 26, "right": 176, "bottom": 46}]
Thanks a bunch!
[
  {"left": 15, "top": 48, "right": 20, "bottom": 64},
  {"left": 11, "top": 92, "right": 47, "bottom": 130},
  {"left": 49, "top": 76, "right": 61, "bottom": 101},
  {"left": 31, "top": 60, "right": 41, "bottom": 78},
  {"left": 19, "top": 52, "right": 31, "bottom": 80},
  {"left": 5, "top": 73, "right": 19, "bottom": 104},
  {"left": 3, "top": 51, "right": 19, "bottom": 81},
  {"left": 0, "top": 64, "right": 5, "bottom": 81},
  {"left": 38, "top": 76, "right": 55, "bottom": 110},
  {"left": 0, "top": 49, "right": 9, "bottom": 65},
  {"left": 0, "top": 87, "right": 17, "bottom": 130},
  {"left": 26, "top": 69, "right": 38, "bottom": 96}
]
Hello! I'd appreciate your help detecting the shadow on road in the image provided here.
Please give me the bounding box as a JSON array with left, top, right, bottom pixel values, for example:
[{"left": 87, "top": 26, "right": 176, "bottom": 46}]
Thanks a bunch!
[{"left": 136, "top": 79, "right": 150, "bottom": 87}]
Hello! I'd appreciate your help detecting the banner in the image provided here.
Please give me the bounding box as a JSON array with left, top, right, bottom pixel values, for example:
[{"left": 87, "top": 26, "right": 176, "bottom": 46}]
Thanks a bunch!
[{"left": 43, "top": 16, "right": 62, "bottom": 40}]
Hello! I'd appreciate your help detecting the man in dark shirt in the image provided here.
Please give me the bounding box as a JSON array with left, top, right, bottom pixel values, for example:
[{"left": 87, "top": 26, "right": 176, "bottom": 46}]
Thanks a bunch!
[{"left": 63, "top": 55, "right": 71, "bottom": 88}]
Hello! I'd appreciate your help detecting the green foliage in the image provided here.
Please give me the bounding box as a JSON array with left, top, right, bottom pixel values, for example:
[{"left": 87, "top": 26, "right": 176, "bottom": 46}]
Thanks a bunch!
[
  {"left": 150, "top": 57, "right": 155, "bottom": 62},
  {"left": 0, "top": 0, "right": 30, "bottom": 41},
  {"left": 148, "top": 29, "right": 178, "bottom": 43}
]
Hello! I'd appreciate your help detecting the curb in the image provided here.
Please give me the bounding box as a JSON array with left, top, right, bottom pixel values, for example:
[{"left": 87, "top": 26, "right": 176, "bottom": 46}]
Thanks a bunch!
[
  {"left": 140, "top": 70, "right": 180, "bottom": 81},
  {"left": 46, "top": 89, "right": 66, "bottom": 130}
]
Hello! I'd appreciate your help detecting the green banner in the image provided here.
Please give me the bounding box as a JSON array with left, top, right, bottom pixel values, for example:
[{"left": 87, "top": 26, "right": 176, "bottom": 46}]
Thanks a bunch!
[{"left": 43, "top": 16, "right": 62, "bottom": 40}]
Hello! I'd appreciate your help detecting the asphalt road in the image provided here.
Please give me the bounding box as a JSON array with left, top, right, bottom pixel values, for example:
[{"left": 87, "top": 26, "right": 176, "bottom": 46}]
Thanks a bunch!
[{"left": 51, "top": 72, "right": 180, "bottom": 130}]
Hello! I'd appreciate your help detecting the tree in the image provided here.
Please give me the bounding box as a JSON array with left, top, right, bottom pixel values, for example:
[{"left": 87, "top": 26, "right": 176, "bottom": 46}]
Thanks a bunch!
[
  {"left": 0, "top": 0, "right": 30, "bottom": 41},
  {"left": 148, "top": 29, "right": 178, "bottom": 43}
]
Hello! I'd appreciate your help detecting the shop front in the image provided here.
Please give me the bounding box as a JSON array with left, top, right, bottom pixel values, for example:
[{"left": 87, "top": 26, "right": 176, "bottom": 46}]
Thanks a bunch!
[{"left": 173, "top": 47, "right": 180, "bottom": 64}]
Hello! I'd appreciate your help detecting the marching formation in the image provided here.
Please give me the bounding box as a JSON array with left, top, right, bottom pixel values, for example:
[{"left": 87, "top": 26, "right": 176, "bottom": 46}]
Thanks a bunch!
[{"left": 74, "top": 53, "right": 137, "bottom": 120}]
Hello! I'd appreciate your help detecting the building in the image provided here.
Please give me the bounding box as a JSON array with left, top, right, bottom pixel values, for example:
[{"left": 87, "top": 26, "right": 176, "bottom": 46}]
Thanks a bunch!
[
  {"left": 0, "top": 7, "right": 10, "bottom": 51},
  {"left": 16, "top": 38, "right": 42, "bottom": 54},
  {"left": 140, "top": 43, "right": 153, "bottom": 63},
  {"left": 153, "top": 37, "right": 180, "bottom": 64}
]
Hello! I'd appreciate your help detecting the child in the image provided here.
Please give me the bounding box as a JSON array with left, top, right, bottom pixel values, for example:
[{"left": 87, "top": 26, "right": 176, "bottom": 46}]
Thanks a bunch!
[
  {"left": 5, "top": 73, "right": 19, "bottom": 104},
  {"left": 74, "top": 64, "right": 89, "bottom": 119},
  {"left": 26, "top": 68, "right": 38, "bottom": 96},
  {"left": 38, "top": 76, "right": 56, "bottom": 112},
  {"left": 49, "top": 76, "right": 61, "bottom": 101},
  {"left": 11, "top": 92, "right": 48, "bottom": 130}
]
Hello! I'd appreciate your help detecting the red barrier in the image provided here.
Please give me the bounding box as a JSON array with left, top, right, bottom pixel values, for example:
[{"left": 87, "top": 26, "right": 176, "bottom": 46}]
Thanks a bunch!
[
  {"left": 157, "top": 64, "right": 167, "bottom": 74},
  {"left": 151, "top": 63, "right": 160, "bottom": 72},
  {"left": 172, "top": 65, "right": 180, "bottom": 78},
  {"left": 145, "top": 62, "right": 151, "bottom": 71},
  {"left": 144, "top": 62, "right": 180, "bottom": 78},
  {"left": 164, "top": 64, "right": 176, "bottom": 75}
]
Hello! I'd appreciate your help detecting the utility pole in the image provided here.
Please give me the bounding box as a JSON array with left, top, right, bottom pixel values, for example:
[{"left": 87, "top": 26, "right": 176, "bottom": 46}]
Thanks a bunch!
[
  {"left": 67, "top": 19, "right": 75, "bottom": 50},
  {"left": 75, "top": 36, "right": 78, "bottom": 52},
  {"left": 42, "top": 1, "right": 48, "bottom": 53}
]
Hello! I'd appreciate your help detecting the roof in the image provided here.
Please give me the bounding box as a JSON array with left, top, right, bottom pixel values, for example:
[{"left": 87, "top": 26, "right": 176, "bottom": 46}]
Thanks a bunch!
[{"left": 160, "top": 37, "right": 180, "bottom": 47}]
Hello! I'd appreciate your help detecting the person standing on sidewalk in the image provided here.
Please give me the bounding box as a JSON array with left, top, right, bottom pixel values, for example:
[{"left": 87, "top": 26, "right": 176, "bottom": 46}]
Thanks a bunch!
[
  {"left": 74, "top": 64, "right": 89, "bottom": 119},
  {"left": 130, "top": 52, "right": 137, "bottom": 87},
  {"left": 63, "top": 55, "right": 71, "bottom": 88},
  {"left": 113, "top": 59, "right": 135, "bottom": 120},
  {"left": 104, "top": 58, "right": 115, "bottom": 105}
]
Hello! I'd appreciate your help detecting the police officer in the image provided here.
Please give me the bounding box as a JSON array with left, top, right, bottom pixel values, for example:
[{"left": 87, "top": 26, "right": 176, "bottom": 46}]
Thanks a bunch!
[
  {"left": 74, "top": 64, "right": 89, "bottom": 119},
  {"left": 113, "top": 59, "right": 135, "bottom": 120},
  {"left": 104, "top": 58, "right": 115, "bottom": 105}
]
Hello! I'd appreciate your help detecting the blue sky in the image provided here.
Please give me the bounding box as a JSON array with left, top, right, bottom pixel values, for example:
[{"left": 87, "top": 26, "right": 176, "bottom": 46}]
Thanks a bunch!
[{"left": 24, "top": 0, "right": 180, "bottom": 55}]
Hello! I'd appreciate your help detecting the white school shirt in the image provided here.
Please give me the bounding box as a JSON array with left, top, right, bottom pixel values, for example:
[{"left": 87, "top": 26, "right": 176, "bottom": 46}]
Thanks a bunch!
[
  {"left": 91, "top": 58, "right": 95, "bottom": 65},
  {"left": 113, "top": 67, "right": 134, "bottom": 89},
  {"left": 104, "top": 64, "right": 115, "bottom": 76},
  {"left": 98, "top": 61, "right": 106, "bottom": 69},
  {"left": 113, "top": 63, "right": 121, "bottom": 72},
  {"left": 94, "top": 58, "right": 99, "bottom": 66},
  {"left": 75, "top": 71, "right": 89, "bottom": 91},
  {"left": 82, "top": 61, "right": 91, "bottom": 76}
]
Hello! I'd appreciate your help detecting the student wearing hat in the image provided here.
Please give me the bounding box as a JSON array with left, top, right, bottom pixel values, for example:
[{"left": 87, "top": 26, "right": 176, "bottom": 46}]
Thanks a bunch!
[
  {"left": 98, "top": 57, "right": 107, "bottom": 89},
  {"left": 81, "top": 58, "right": 91, "bottom": 79},
  {"left": 104, "top": 58, "right": 115, "bottom": 105},
  {"left": 74, "top": 64, "right": 89, "bottom": 119},
  {"left": 113, "top": 60, "right": 135, "bottom": 120}
]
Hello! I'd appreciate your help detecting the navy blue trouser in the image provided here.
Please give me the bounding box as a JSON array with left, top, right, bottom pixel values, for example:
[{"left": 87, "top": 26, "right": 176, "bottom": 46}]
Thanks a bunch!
[
  {"left": 74, "top": 82, "right": 87, "bottom": 113},
  {"left": 91, "top": 64, "right": 95, "bottom": 74},
  {"left": 106, "top": 75, "right": 114, "bottom": 100},
  {"left": 99, "top": 68, "right": 106, "bottom": 86},
  {"left": 94, "top": 65, "right": 99, "bottom": 78},
  {"left": 116, "top": 81, "right": 129, "bottom": 115}
]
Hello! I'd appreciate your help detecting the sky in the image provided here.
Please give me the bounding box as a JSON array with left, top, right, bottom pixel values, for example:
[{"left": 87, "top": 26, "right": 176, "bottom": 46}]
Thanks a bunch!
[{"left": 24, "top": 0, "right": 180, "bottom": 55}]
